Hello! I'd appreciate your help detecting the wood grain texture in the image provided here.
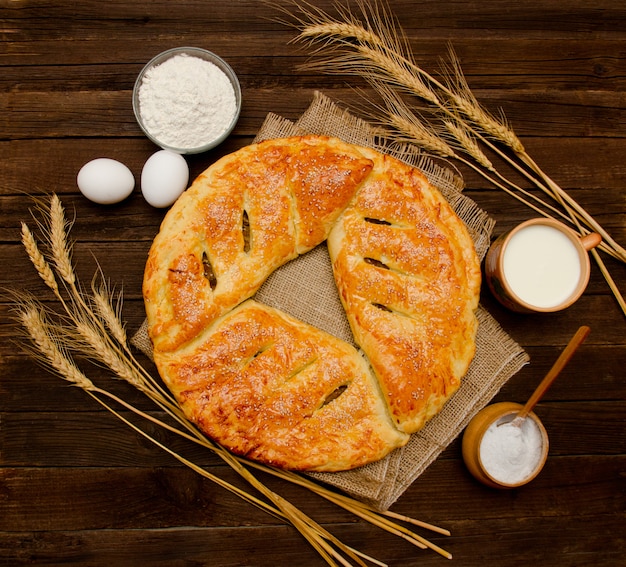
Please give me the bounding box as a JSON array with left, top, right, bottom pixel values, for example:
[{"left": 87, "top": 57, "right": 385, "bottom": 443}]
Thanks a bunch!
[{"left": 1, "top": 1, "right": 625, "bottom": 565}]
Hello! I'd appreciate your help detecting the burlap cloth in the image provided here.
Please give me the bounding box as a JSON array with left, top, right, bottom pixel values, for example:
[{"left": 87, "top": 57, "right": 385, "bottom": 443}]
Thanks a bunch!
[{"left": 133, "top": 91, "right": 529, "bottom": 510}]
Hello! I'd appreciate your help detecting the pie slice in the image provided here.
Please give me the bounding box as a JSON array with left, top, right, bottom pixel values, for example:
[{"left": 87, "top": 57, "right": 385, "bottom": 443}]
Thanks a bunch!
[
  {"left": 155, "top": 300, "right": 409, "bottom": 471},
  {"left": 327, "top": 149, "right": 481, "bottom": 433},
  {"left": 143, "top": 136, "right": 373, "bottom": 353}
]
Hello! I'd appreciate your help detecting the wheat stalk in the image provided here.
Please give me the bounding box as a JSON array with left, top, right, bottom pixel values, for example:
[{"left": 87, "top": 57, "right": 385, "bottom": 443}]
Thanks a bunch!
[
  {"left": 443, "top": 118, "right": 494, "bottom": 171},
  {"left": 373, "top": 85, "right": 568, "bottom": 223},
  {"left": 12, "top": 194, "right": 452, "bottom": 566},
  {"left": 442, "top": 47, "right": 525, "bottom": 154},
  {"left": 372, "top": 83, "right": 453, "bottom": 157},
  {"left": 12, "top": 297, "right": 302, "bottom": 527}
]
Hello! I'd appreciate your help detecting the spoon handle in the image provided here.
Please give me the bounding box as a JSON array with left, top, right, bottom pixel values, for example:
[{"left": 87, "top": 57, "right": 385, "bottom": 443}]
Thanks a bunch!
[{"left": 517, "top": 325, "right": 591, "bottom": 421}]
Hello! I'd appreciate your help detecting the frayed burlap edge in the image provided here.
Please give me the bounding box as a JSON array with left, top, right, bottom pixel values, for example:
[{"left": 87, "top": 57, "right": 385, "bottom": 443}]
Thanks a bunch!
[{"left": 132, "top": 91, "right": 529, "bottom": 510}]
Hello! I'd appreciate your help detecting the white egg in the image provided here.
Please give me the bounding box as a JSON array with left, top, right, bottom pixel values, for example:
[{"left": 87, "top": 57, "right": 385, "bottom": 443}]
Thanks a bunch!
[
  {"left": 141, "top": 150, "right": 189, "bottom": 208},
  {"left": 77, "top": 158, "right": 135, "bottom": 205}
]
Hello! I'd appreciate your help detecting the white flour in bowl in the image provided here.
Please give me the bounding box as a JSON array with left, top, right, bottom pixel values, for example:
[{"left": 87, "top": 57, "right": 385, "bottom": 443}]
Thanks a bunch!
[
  {"left": 479, "top": 415, "right": 544, "bottom": 485},
  {"left": 138, "top": 53, "right": 237, "bottom": 150}
]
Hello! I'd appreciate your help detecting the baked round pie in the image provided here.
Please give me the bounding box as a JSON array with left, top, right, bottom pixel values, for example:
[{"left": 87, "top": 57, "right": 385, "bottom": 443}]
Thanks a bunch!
[{"left": 143, "top": 135, "right": 481, "bottom": 471}]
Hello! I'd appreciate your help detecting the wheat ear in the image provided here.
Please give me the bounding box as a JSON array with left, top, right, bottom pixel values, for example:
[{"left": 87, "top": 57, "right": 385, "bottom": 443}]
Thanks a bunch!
[
  {"left": 91, "top": 279, "right": 127, "bottom": 346},
  {"left": 21, "top": 222, "right": 59, "bottom": 295},
  {"left": 18, "top": 302, "right": 95, "bottom": 391},
  {"left": 47, "top": 194, "right": 76, "bottom": 285}
]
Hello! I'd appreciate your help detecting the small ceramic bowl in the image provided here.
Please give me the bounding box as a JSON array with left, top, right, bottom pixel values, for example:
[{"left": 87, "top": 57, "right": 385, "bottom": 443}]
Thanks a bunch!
[
  {"left": 462, "top": 402, "right": 549, "bottom": 489},
  {"left": 132, "top": 47, "right": 241, "bottom": 154}
]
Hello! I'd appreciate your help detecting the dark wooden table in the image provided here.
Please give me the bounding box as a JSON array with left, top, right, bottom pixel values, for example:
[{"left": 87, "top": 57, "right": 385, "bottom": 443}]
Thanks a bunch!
[{"left": 2, "top": 1, "right": 625, "bottom": 565}]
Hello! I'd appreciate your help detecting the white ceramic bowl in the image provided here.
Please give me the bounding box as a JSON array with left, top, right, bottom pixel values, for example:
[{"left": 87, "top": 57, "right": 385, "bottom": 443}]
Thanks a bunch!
[{"left": 133, "top": 47, "right": 241, "bottom": 154}]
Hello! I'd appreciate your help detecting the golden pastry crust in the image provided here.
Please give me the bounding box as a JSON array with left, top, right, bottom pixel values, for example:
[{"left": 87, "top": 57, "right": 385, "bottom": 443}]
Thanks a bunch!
[
  {"left": 143, "top": 135, "right": 480, "bottom": 471},
  {"left": 143, "top": 136, "right": 373, "bottom": 353},
  {"left": 157, "top": 300, "right": 409, "bottom": 471},
  {"left": 327, "top": 149, "right": 481, "bottom": 434}
]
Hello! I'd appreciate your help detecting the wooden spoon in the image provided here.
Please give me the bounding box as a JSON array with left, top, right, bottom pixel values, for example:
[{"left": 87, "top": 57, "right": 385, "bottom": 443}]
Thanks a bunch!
[{"left": 508, "top": 325, "right": 591, "bottom": 427}]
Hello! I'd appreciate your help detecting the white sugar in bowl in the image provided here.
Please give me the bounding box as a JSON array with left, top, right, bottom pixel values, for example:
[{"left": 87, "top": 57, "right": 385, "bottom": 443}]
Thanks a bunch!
[{"left": 462, "top": 402, "right": 549, "bottom": 489}]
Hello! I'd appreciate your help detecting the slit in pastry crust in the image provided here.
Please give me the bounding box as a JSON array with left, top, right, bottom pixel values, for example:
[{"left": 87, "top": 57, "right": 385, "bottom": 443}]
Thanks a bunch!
[
  {"left": 288, "top": 357, "right": 318, "bottom": 380},
  {"left": 201, "top": 251, "right": 218, "bottom": 290},
  {"left": 371, "top": 302, "right": 423, "bottom": 323},
  {"left": 320, "top": 383, "right": 350, "bottom": 408},
  {"left": 242, "top": 342, "right": 275, "bottom": 367},
  {"left": 362, "top": 255, "right": 425, "bottom": 284},
  {"left": 364, "top": 217, "right": 391, "bottom": 226},
  {"left": 242, "top": 209, "right": 251, "bottom": 254},
  {"left": 364, "top": 257, "right": 389, "bottom": 270}
]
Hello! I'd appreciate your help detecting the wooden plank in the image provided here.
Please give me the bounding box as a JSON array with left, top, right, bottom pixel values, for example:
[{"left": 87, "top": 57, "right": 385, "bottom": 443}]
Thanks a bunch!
[
  {"left": 1, "top": 455, "right": 622, "bottom": 530},
  {"left": 2, "top": 0, "right": 625, "bottom": 40},
  {"left": 2, "top": 38, "right": 626, "bottom": 92},
  {"left": 2, "top": 88, "right": 625, "bottom": 139},
  {"left": 0, "top": 466, "right": 290, "bottom": 532},
  {"left": 2, "top": 286, "right": 626, "bottom": 368},
  {"left": 1, "top": 513, "right": 623, "bottom": 567},
  {"left": 1, "top": 190, "right": 624, "bottom": 245}
]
